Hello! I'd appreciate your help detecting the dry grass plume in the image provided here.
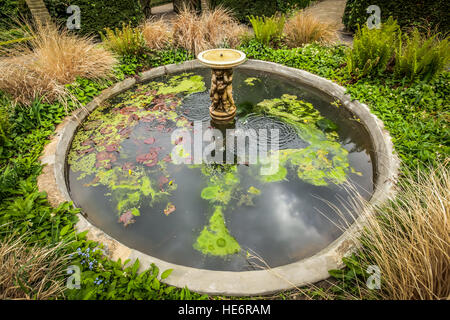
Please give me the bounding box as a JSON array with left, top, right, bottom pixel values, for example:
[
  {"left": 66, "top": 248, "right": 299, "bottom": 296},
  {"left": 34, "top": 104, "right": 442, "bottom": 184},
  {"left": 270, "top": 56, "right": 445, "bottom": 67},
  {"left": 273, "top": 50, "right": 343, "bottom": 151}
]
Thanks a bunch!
[
  {"left": 0, "top": 22, "right": 117, "bottom": 106},
  {"left": 284, "top": 11, "right": 338, "bottom": 48}
]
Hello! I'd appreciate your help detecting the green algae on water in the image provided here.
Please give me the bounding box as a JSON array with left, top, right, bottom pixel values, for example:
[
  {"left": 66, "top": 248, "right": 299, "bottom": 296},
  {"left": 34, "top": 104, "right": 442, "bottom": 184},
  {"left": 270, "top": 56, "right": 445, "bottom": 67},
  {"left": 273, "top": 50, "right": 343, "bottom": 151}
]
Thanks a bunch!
[
  {"left": 194, "top": 206, "right": 241, "bottom": 256},
  {"left": 254, "top": 94, "right": 353, "bottom": 186},
  {"left": 244, "top": 77, "right": 261, "bottom": 86}
]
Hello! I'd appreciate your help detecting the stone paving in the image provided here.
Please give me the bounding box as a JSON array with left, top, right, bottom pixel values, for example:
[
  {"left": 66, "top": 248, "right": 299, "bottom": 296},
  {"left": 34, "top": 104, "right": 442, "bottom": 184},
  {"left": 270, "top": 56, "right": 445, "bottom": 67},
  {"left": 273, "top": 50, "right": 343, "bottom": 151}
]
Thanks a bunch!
[{"left": 305, "top": 0, "right": 353, "bottom": 44}]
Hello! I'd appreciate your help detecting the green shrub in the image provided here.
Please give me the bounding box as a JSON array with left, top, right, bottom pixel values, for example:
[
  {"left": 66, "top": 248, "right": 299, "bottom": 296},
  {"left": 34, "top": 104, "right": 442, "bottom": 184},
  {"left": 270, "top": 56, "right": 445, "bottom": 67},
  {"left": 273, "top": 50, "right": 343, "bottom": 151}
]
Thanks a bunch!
[
  {"left": 211, "top": 0, "right": 312, "bottom": 23},
  {"left": 0, "top": 0, "right": 27, "bottom": 30},
  {"left": 343, "top": 0, "right": 450, "bottom": 34},
  {"left": 394, "top": 29, "right": 450, "bottom": 82},
  {"left": 43, "top": 0, "right": 144, "bottom": 36},
  {"left": 276, "top": 0, "right": 314, "bottom": 14},
  {"left": 101, "top": 23, "right": 147, "bottom": 58},
  {"left": 0, "top": 97, "right": 12, "bottom": 156},
  {"left": 248, "top": 14, "right": 286, "bottom": 45},
  {"left": 346, "top": 18, "right": 399, "bottom": 78}
]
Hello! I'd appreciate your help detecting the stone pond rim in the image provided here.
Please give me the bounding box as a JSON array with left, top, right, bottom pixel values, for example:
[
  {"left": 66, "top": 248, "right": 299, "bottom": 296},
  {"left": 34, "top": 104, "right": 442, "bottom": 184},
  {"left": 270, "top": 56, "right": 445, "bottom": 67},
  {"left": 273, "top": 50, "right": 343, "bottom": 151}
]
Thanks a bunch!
[{"left": 39, "top": 59, "right": 400, "bottom": 296}]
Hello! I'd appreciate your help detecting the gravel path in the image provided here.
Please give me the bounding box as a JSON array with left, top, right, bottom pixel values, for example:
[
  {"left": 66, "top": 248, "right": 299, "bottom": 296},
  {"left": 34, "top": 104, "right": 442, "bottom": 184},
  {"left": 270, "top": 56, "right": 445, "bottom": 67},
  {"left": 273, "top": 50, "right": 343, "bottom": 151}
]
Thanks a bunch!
[{"left": 305, "top": 0, "right": 353, "bottom": 44}]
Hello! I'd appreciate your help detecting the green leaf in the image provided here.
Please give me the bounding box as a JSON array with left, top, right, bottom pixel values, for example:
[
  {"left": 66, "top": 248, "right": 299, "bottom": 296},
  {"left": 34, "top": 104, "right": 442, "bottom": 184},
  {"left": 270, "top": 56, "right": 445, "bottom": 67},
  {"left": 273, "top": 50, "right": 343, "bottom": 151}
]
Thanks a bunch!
[
  {"left": 160, "top": 269, "right": 173, "bottom": 280},
  {"left": 60, "top": 224, "right": 71, "bottom": 236}
]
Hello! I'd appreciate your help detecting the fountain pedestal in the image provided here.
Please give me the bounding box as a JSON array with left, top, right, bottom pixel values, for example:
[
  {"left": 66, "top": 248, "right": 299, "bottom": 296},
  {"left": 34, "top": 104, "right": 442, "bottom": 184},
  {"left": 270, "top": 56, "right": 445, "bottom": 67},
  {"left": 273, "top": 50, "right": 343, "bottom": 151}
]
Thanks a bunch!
[
  {"left": 197, "top": 49, "right": 246, "bottom": 124},
  {"left": 209, "top": 68, "right": 236, "bottom": 123}
]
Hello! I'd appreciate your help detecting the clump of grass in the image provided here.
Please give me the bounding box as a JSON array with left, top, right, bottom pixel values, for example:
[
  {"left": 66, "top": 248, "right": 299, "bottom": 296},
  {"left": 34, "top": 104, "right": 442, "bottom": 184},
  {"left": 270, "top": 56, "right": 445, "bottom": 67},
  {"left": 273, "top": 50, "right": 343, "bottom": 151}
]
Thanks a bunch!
[
  {"left": 360, "top": 162, "right": 449, "bottom": 299},
  {"left": 172, "top": 6, "right": 247, "bottom": 55},
  {"left": 329, "top": 161, "right": 450, "bottom": 300},
  {"left": 394, "top": 28, "right": 450, "bottom": 82},
  {"left": 248, "top": 14, "right": 286, "bottom": 45},
  {"left": 101, "top": 23, "right": 147, "bottom": 57},
  {"left": 0, "top": 22, "right": 117, "bottom": 106},
  {"left": 142, "top": 18, "right": 172, "bottom": 50},
  {"left": 0, "top": 233, "right": 71, "bottom": 300},
  {"left": 284, "top": 11, "right": 338, "bottom": 48},
  {"left": 346, "top": 17, "right": 399, "bottom": 78}
]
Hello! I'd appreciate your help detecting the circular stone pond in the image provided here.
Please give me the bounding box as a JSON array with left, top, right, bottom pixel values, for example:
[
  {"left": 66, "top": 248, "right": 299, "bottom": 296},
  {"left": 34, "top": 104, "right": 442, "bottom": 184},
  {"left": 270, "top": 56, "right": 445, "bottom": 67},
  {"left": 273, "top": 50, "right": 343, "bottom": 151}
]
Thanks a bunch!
[{"left": 53, "top": 60, "right": 398, "bottom": 295}]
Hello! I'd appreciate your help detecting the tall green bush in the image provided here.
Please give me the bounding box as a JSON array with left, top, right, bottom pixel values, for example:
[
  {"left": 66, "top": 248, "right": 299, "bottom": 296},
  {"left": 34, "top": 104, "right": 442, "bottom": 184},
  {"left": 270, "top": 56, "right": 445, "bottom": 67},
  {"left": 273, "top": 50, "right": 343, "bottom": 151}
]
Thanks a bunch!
[
  {"left": 43, "top": 0, "right": 145, "bottom": 36},
  {"left": 394, "top": 29, "right": 450, "bottom": 82},
  {"left": 248, "top": 14, "right": 285, "bottom": 45},
  {"left": 343, "top": 0, "right": 450, "bottom": 34},
  {"left": 101, "top": 24, "right": 147, "bottom": 58},
  {"left": 211, "top": 0, "right": 313, "bottom": 23},
  {"left": 346, "top": 18, "right": 399, "bottom": 78},
  {"left": 0, "top": 0, "right": 29, "bottom": 30}
]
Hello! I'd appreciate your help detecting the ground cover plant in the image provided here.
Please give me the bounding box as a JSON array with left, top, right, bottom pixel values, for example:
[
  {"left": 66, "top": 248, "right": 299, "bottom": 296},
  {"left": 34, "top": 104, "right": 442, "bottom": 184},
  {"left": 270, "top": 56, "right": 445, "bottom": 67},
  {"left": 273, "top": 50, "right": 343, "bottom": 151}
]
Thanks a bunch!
[{"left": 0, "top": 5, "right": 448, "bottom": 300}]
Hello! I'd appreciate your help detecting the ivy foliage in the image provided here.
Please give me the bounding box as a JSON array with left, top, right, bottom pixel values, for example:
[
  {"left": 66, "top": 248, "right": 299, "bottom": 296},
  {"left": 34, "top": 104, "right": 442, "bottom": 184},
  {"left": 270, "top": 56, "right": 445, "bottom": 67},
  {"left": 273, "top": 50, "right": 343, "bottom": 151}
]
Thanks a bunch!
[
  {"left": 343, "top": 0, "right": 450, "bottom": 34},
  {"left": 45, "top": 0, "right": 144, "bottom": 36}
]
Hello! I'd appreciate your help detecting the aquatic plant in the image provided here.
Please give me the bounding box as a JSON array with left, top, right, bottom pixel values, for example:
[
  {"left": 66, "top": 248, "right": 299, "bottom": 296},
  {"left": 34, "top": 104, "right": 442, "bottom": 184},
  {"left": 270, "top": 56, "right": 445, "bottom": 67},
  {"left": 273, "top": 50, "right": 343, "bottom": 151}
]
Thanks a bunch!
[
  {"left": 254, "top": 94, "right": 354, "bottom": 186},
  {"left": 194, "top": 206, "right": 241, "bottom": 256},
  {"left": 68, "top": 73, "right": 206, "bottom": 222}
]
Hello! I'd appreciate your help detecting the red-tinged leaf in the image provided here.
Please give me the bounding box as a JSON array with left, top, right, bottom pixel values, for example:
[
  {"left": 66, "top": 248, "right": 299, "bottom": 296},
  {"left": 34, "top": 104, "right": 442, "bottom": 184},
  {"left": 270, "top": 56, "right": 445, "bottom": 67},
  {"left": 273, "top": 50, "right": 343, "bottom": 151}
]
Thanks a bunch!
[
  {"left": 158, "top": 176, "right": 169, "bottom": 188},
  {"left": 148, "top": 151, "right": 158, "bottom": 159},
  {"left": 96, "top": 151, "right": 110, "bottom": 161},
  {"left": 105, "top": 144, "right": 119, "bottom": 152},
  {"left": 122, "top": 162, "right": 135, "bottom": 171},
  {"left": 143, "top": 137, "right": 155, "bottom": 144},
  {"left": 77, "top": 147, "right": 94, "bottom": 155},
  {"left": 164, "top": 203, "right": 176, "bottom": 216},
  {"left": 163, "top": 155, "right": 171, "bottom": 162},
  {"left": 128, "top": 114, "right": 140, "bottom": 122},
  {"left": 119, "top": 211, "right": 136, "bottom": 227},
  {"left": 136, "top": 154, "right": 149, "bottom": 163},
  {"left": 84, "top": 175, "right": 100, "bottom": 187},
  {"left": 109, "top": 153, "right": 117, "bottom": 163},
  {"left": 144, "top": 159, "right": 158, "bottom": 167},
  {"left": 120, "top": 106, "right": 137, "bottom": 115},
  {"left": 118, "top": 128, "right": 132, "bottom": 138},
  {"left": 81, "top": 139, "right": 94, "bottom": 146},
  {"left": 100, "top": 127, "right": 113, "bottom": 135},
  {"left": 141, "top": 115, "right": 155, "bottom": 123}
]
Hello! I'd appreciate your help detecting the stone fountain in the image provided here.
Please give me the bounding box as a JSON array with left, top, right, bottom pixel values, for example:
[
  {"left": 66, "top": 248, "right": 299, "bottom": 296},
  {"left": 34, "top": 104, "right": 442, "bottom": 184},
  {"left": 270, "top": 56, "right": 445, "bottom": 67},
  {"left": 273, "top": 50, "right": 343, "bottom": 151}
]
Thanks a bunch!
[{"left": 197, "top": 49, "right": 246, "bottom": 124}]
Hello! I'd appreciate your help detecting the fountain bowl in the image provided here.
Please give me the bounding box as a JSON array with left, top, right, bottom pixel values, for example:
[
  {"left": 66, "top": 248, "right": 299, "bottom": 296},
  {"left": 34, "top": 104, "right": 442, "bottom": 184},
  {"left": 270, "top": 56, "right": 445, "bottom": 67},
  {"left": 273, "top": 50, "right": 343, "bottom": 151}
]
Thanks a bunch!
[{"left": 197, "top": 48, "right": 246, "bottom": 69}]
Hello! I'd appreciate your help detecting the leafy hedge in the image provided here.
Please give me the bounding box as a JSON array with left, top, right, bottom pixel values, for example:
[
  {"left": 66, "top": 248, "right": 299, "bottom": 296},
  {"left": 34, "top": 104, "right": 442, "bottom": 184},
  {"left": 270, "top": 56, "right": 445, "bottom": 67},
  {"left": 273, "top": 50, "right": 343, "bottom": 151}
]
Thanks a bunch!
[
  {"left": 0, "top": 0, "right": 26, "bottom": 30},
  {"left": 211, "top": 0, "right": 314, "bottom": 23},
  {"left": 42, "top": 0, "right": 145, "bottom": 35},
  {"left": 343, "top": 0, "right": 450, "bottom": 33},
  {"left": 0, "top": 0, "right": 145, "bottom": 35}
]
